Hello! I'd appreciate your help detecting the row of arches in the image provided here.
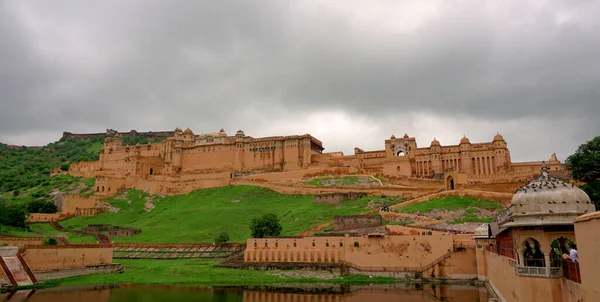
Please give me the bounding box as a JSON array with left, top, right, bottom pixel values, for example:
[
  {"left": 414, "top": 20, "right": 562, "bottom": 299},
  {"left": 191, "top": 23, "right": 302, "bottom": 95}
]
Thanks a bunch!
[
  {"left": 246, "top": 249, "right": 343, "bottom": 263},
  {"left": 472, "top": 156, "right": 496, "bottom": 175},
  {"left": 520, "top": 237, "right": 575, "bottom": 268}
]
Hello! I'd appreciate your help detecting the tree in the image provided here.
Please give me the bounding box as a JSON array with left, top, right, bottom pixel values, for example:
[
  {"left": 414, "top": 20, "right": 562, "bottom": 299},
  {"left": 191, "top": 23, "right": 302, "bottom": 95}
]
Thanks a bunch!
[
  {"left": 250, "top": 213, "right": 282, "bottom": 238},
  {"left": 0, "top": 203, "right": 28, "bottom": 228},
  {"left": 214, "top": 230, "right": 230, "bottom": 243},
  {"left": 566, "top": 136, "right": 600, "bottom": 182},
  {"left": 566, "top": 136, "right": 600, "bottom": 210}
]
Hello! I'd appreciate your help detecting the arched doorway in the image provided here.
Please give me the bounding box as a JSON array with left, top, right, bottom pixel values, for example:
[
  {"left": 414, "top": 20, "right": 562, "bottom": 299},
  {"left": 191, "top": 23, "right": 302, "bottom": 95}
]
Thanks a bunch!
[
  {"left": 149, "top": 168, "right": 153, "bottom": 175},
  {"left": 446, "top": 176, "right": 455, "bottom": 190}
]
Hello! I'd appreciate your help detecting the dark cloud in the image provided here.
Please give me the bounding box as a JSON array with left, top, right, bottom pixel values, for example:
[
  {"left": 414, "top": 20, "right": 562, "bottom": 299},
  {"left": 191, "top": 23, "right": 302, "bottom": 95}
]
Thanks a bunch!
[{"left": 0, "top": 0, "right": 598, "bottom": 162}]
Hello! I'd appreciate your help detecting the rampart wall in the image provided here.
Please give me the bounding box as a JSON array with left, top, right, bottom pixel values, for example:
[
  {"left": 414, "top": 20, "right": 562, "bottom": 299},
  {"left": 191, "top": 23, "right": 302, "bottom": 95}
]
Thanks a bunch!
[
  {"left": 62, "top": 130, "right": 174, "bottom": 141},
  {"left": 232, "top": 180, "right": 436, "bottom": 198},
  {"left": 27, "top": 213, "right": 64, "bottom": 223}
]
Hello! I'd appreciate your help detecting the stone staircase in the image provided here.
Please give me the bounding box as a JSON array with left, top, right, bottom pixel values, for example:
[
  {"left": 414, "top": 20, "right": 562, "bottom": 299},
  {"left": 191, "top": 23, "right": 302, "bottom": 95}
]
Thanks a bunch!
[{"left": 0, "top": 247, "right": 38, "bottom": 287}]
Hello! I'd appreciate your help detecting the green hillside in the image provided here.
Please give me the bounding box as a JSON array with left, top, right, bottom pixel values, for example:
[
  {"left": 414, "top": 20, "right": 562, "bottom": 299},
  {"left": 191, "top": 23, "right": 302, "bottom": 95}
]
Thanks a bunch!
[
  {"left": 0, "top": 135, "right": 166, "bottom": 230},
  {"left": 42, "top": 186, "right": 390, "bottom": 243}
]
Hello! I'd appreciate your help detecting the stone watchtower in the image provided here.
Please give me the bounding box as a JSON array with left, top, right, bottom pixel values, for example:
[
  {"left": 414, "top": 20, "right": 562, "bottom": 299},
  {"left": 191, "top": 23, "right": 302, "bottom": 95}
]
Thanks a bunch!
[
  {"left": 493, "top": 133, "right": 510, "bottom": 172},
  {"left": 459, "top": 135, "right": 472, "bottom": 173},
  {"left": 233, "top": 130, "right": 245, "bottom": 171},
  {"left": 430, "top": 138, "right": 442, "bottom": 173}
]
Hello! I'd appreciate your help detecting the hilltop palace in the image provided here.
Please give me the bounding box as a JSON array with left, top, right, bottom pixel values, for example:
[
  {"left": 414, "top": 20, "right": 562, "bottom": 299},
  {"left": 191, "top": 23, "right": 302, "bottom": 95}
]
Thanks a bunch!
[{"left": 68, "top": 128, "right": 567, "bottom": 196}]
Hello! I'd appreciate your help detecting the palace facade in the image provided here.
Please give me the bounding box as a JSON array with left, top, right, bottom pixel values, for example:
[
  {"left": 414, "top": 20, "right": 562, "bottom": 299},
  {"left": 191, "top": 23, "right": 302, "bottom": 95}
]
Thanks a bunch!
[{"left": 68, "top": 128, "right": 566, "bottom": 196}]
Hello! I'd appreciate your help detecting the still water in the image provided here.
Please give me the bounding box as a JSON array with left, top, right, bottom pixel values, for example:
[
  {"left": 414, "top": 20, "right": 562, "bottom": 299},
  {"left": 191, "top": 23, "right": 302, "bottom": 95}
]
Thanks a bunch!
[{"left": 1, "top": 284, "right": 490, "bottom": 302}]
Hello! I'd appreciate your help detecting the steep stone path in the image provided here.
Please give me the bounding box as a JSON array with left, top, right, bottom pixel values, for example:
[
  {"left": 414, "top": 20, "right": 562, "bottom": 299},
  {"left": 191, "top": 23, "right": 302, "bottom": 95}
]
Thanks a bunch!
[{"left": 50, "top": 221, "right": 111, "bottom": 244}]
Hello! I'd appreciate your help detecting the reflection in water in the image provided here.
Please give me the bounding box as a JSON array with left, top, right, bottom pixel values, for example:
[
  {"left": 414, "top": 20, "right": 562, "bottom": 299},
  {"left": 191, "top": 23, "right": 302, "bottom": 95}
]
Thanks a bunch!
[{"left": 1, "top": 284, "right": 489, "bottom": 302}]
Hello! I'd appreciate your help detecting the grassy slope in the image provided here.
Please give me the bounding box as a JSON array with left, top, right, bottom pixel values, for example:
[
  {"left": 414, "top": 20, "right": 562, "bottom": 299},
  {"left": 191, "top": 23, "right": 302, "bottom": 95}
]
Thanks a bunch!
[
  {"left": 399, "top": 196, "right": 504, "bottom": 224},
  {"left": 55, "top": 186, "right": 386, "bottom": 243},
  {"left": 48, "top": 259, "right": 397, "bottom": 287}
]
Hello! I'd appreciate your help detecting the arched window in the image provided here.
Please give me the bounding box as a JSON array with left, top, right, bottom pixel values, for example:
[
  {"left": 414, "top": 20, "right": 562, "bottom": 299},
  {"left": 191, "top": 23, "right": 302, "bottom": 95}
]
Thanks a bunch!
[
  {"left": 550, "top": 237, "right": 574, "bottom": 267},
  {"left": 149, "top": 168, "right": 154, "bottom": 175},
  {"left": 523, "top": 238, "right": 545, "bottom": 267},
  {"left": 354, "top": 241, "right": 360, "bottom": 248}
]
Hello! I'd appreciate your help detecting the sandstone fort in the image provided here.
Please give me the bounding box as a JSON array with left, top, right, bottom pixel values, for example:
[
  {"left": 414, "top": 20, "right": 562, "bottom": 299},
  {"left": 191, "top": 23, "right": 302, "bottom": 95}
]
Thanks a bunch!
[{"left": 68, "top": 127, "right": 567, "bottom": 197}]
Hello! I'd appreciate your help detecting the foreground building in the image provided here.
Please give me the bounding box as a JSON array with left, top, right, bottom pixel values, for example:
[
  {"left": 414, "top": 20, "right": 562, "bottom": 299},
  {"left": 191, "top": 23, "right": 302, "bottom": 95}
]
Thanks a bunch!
[
  {"left": 68, "top": 128, "right": 567, "bottom": 196},
  {"left": 243, "top": 167, "right": 600, "bottom": 301}
]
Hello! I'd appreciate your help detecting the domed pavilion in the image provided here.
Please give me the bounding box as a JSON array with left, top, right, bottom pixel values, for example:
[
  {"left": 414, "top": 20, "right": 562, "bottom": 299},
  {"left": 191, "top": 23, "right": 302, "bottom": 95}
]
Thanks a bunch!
[{"left": 488, "top": 166, "right": 594, "bottom": 277}]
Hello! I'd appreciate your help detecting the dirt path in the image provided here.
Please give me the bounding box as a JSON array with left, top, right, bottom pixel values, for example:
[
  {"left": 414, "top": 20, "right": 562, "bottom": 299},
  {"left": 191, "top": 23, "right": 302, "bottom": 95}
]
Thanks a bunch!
[{"left": 50, "top": 221, "right": 111, "bottom": 244}]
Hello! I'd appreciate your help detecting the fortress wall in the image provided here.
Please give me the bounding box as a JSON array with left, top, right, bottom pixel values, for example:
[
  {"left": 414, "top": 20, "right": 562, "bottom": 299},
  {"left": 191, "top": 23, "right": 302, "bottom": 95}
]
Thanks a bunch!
[
  {"left": 242, "top": 148, "right": 282, "bottom": 171},
  {"left": 244, "top": 235, "right": 455, "bottom": 269},
  {"left": 464, "top": 181, "right": 525, "bottom": 193},
  {"left": 62, "top": 195, "right": 99, "bottom": 214},
  {"left": 381, "top": 175, "right": 445, "bottom": 189},
  {"left": 135, "top": 156, "right": 164, "bottom": 176},
  {"left": 69, "top": 161, "right": 100, "bottom": 178},
  {"left": 239, "top": 169, "right": 325, "bottom": 181},
  {"left": 126, "top": 171, "right": 230, "bottom": 195},
  {"left": 27, "top": 213, "right": 62, "bottom": 223},
  {"left": 23, "top": 246, "right": 113, "bottom": 271},
  {"left": 0, "top": 236, "right": 44, "bottom": 247},
  {"left": 233, "top": 180, "right": 434, "bottom": 198},
  {"left": 182, "top": 148, "right": 235, "bottom": 170}
]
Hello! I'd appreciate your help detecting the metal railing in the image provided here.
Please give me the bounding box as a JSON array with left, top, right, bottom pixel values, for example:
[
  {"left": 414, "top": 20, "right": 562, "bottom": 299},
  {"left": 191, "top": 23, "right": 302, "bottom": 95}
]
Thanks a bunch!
[{"left": 562, "top": 260, "right": 581, "bottom": 283}]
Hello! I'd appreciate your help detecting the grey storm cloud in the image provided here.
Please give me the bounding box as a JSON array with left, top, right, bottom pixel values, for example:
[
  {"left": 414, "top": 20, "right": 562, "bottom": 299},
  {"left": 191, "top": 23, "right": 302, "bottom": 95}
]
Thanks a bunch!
[{"left": 0, "top": 0, "right": 599, "bottom": 161}]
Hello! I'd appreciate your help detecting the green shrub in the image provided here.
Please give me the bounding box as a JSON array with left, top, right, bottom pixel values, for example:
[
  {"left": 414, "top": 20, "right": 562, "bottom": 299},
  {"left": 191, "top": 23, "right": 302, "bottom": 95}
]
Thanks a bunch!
[
  {"left": 214, "top": 231, "right": 230, "bottom": 243},
  {"left": 43, "top": 238, "right": 58, "bottom": 245}
]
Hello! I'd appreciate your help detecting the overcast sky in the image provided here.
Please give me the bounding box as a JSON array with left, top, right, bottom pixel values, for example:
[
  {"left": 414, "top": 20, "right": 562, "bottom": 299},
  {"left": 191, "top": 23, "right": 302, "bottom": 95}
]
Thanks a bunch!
[{"left": 1, "top": 1, "right": 599, "bottom": 162}]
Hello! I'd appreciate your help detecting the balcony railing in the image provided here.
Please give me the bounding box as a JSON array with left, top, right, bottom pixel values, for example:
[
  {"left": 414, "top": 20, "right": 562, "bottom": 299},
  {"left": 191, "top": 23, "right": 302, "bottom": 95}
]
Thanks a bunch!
[
  {"left": 486, "top": 245, "right": 516, "bottom": 260},
  {"left": 562, "top": 260, "right": 581, "bottom": 283},
  {"left": 515, "top": 265, "right": 562, "bottom": 278}
]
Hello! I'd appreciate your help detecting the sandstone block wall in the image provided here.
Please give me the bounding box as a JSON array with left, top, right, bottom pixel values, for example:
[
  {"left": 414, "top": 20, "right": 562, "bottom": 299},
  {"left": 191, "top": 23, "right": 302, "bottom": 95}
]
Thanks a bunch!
[
  {"left": 22, "top": 246, "right": 113, "bottom": 271},
  {"left": 244, "top": 234, "right": 455, "bottom": 270},
  {"left": 27, "top": 213, "right": 62, "bottom": 223},
  {"left": 315, "top": 192, "right": 366, "bottom": 204},
  {"left": 333, "top": 215, "right": 382, "bottom": 231},
  {"left": 0, "top": 236, "right": 45, "bottom": 247},
  {"left": 62, "top": 195, "right": 99, "bottom": 214}
]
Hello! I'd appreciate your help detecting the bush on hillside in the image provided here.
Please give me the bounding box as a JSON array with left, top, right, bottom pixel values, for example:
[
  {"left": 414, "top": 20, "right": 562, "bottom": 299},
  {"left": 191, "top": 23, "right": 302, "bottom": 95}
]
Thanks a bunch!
[
  {"left": 250, "top": 213, "right": 282, "bottom": 238},
  {"left": 0, "top": 202, "right": 28, "bottom": 228},
  {"left": 27, "top": 200, "right": 58, "bottom": 213},
  {"left": 214, "top": 231, "right": 230, "bottom": 243}
]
